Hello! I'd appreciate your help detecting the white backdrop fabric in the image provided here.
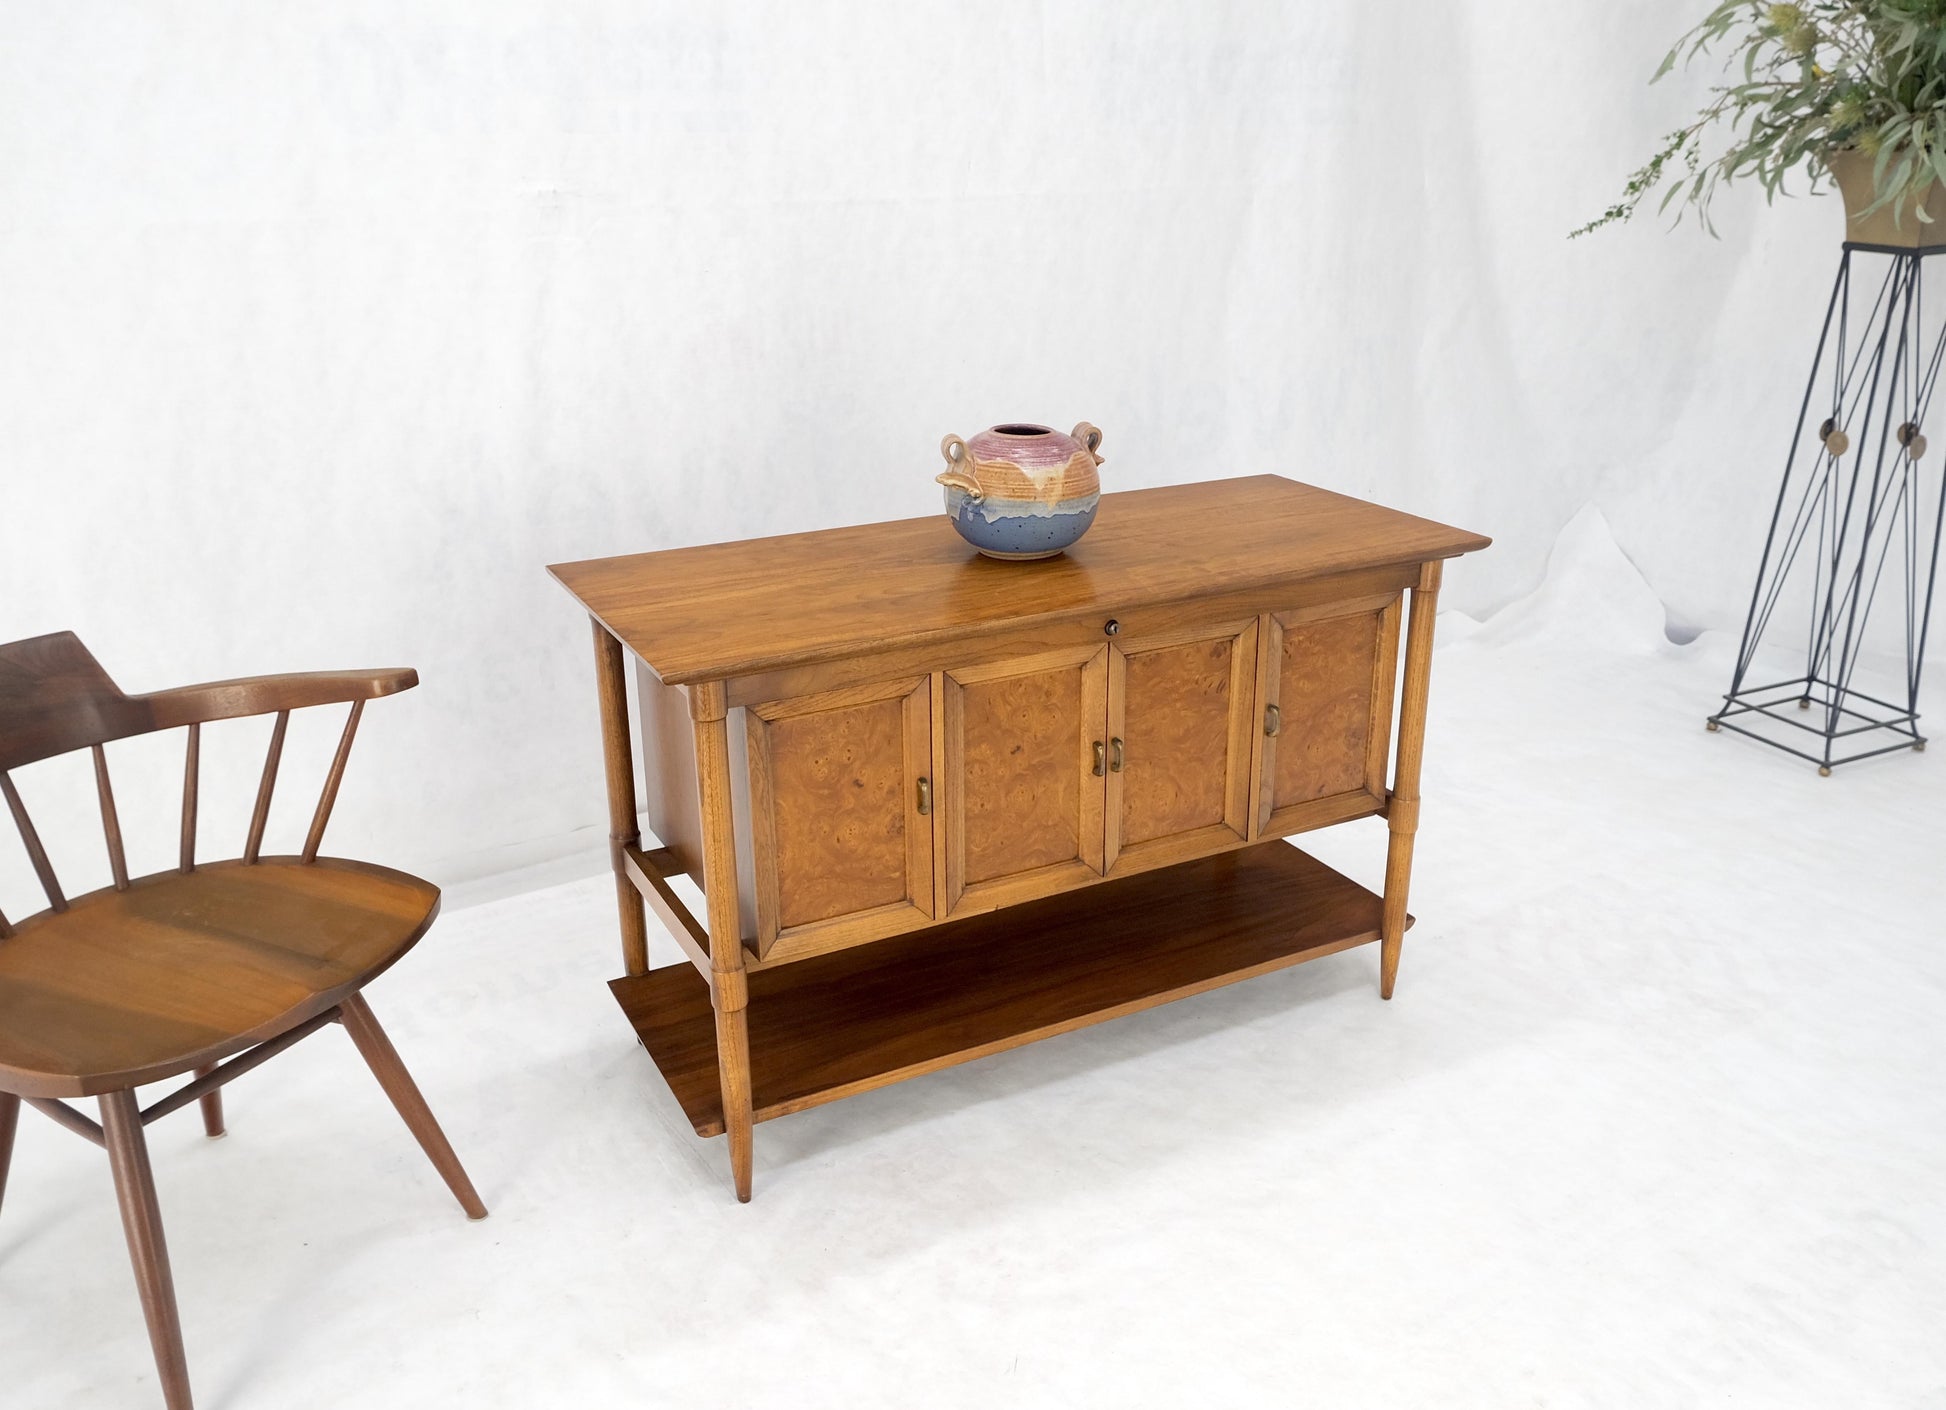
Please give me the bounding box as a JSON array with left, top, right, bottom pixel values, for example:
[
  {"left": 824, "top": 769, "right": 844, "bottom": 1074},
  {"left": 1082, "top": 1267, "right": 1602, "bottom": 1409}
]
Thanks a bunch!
[{"left": 0, "top": 1, "right": 1911, "bottom": 890}]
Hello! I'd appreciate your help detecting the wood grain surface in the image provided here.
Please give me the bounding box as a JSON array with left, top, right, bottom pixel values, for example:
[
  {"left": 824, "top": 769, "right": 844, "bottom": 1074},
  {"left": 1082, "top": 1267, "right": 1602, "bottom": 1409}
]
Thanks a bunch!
[
  {"left": 610, "top": 842, "right": 1401, "bottom": 1137},
  {"left": 1270, "top": 611, "right": 1383, "bottom": 806},
  {"left": 1382, "top": 561, "right": 1443, "bottom": 999},
  {"left": 0, "top": 858, "right": 439, "bottom": 1098},
  {"left": 594, "top": 623, "right": 651, "bottom": 977},
  {"left": 761, "top": 694, "right": 911, "bottom": 929},
  {"left": 938, "top": 646, "right": 1109, "bottom": 918},
  {"left": 688, "top": 690, "right": 758, "bottom": 1200},
  {"left": 550, "top": 476, "right": 1491, "bottom": 684},
  {"left": 0, "top": 631, "right": 416, "bottom": 773},
  {"left": 636, "top": 663, "right": 706, "bottom": 889},
  {"left": 739, "top": 678, "right": 935, "bottom": 961},
  {"left": 956, "top": 663, "right": 1086, "bottom": 885},
  {"left": 1116, "top": 635, "right": 1237, "bottom": 846}
]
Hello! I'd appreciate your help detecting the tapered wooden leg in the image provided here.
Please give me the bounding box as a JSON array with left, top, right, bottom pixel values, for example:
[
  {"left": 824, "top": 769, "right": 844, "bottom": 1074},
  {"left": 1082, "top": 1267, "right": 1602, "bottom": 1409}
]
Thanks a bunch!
[
  {"left": 192, "top": 1066, "right": 224, "bottom": 1138},
  {"left": 714, "top": 993, "right": 755, "bottom": 1203},
  {"left": 1379, "top": 830, "right": 1416, "bottom": 998},
  {"left": 593, "top": 618, "right": 651, "bottom": 978},
  {"left": 100, "top": 1089, "right": 194, "bottom": 1410},
  {"left": 337, "top": 994, "right": 488, "bottom": 1220},
  {"left": 690, "top": 682, "right": 757, "bottom": 1202},
  {"left": 0, "top": 1091, "right": 18, "bottom": 1220},
  {"left": 1381, "top": 560, "right": 1443, "bottom": 1000}
]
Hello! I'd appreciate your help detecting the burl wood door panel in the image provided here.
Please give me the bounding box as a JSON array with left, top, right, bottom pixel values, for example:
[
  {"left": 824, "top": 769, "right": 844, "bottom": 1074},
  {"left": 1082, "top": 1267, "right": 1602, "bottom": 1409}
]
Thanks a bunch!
[
  {"left": 1103, "top": 618, "right": 1259, "bottom": 876},
  {"left": 745, "top": 677, "right": 933, "bottom": 959},
  {"left": 1256, "top": 593, "right": 1401, "bottom": 838},
  {"left": 939, "top": 645, "right": 1108, "bottom": 917}
]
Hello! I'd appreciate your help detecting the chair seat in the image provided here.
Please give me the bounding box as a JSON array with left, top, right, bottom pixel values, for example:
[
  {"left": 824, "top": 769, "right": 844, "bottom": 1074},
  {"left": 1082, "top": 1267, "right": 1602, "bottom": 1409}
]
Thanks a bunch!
[{"left": 0, "top": 857, "right": 440, "bottom": 1098}]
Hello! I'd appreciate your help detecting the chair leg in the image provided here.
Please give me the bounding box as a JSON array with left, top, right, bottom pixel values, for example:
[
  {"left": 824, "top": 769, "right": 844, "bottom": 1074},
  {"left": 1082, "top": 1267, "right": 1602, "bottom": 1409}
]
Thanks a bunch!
[
  {"left": 100, "top": 1089, "right": 194, "bottom": 1410},
  {"left": 192, "top": 1066, "right": 224, "bottom": 1139},
  {"left": 0, "top": 1091, "right": 19, "bottom": 1221},
  {"left": 336, "top": 993, "right": 487, "bottom": 1220}
]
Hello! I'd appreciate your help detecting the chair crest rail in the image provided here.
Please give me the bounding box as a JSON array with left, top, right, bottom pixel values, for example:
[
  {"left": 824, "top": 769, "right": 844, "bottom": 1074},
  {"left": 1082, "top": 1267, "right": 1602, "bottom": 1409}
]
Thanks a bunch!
[{"left": 0, "top": 631, "right": 418, "bottom": 922}]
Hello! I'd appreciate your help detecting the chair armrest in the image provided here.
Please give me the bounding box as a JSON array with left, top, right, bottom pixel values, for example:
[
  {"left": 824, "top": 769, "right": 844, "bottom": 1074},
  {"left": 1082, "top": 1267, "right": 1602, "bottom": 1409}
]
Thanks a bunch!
[{"left": 139, "top": 668, "right": 419, "bottom": 729}]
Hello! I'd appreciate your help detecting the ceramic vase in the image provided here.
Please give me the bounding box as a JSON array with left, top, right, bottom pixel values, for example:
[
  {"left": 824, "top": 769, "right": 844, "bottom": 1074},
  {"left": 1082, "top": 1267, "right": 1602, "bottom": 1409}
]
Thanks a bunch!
[{"left": 935, "top": 422, "right": 1104, "bottom": 560}]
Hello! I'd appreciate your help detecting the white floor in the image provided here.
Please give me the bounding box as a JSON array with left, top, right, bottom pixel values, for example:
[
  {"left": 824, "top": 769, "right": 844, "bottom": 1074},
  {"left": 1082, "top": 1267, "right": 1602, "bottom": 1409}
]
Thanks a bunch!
[{"left": 6, "top": 512, "right": 1944, "bottom": 1409}]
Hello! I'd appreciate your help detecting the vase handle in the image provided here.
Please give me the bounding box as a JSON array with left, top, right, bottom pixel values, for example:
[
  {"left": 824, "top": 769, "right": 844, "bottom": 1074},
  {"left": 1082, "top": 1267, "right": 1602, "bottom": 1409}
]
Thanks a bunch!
[
  {"left": 937, "top": 434, "right": 983, "bottom": 499},
  {"left": 1072, "top": 421, "right": 1105, "bottom": 466}
]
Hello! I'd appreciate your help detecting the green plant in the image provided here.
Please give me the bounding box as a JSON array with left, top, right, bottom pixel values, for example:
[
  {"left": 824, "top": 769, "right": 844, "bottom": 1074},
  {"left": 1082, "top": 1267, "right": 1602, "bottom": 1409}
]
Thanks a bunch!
[{"left": 1576, "top": 1, "right": 1946, "bottom": 236}]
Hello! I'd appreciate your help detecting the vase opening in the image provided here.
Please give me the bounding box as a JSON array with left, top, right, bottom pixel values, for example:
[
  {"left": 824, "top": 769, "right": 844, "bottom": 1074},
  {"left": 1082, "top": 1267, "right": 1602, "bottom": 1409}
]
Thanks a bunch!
[{"left": 993, "top": 424, "right": 1052, "bottom": 437}]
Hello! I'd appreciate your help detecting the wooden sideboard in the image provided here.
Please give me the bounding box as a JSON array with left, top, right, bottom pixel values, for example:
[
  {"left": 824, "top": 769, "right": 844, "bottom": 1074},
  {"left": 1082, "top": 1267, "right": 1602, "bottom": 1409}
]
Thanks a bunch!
[{"left": 550, "top": 475, "right": 1489, "bottom": 1201}]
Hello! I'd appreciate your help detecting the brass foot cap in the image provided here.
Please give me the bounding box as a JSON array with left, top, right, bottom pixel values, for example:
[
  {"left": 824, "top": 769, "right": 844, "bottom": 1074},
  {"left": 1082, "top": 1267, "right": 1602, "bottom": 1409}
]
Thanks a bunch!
[
  {"left": 1706, "top": 719, "right": 1720, "bottom": 731},
  {"left": 1819, "top": 765, "right": 1833, "bottom": 776}
]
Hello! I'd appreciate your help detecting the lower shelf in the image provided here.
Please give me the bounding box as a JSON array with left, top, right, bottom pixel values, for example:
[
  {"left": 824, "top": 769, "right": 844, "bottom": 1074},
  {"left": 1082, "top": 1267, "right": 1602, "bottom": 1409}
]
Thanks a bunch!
[{"left": 610, "top": 841, "right": 1400, "bottom": 1137}]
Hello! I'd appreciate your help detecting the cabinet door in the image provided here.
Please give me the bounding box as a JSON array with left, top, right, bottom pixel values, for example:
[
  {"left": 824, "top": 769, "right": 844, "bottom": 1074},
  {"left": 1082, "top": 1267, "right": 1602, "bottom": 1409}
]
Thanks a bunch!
[
  {"left": 1256, "top": 594, "right": 1401, "bottom": 837},
  {"left": 1103, "top": 617, "right": 1260, "bottom": 875},
  {"left": 940, "top": 645, "right": 1108, "bottom": 917},
  {"left": 745, "top": 677, "right": 934, "bottom": 958}
]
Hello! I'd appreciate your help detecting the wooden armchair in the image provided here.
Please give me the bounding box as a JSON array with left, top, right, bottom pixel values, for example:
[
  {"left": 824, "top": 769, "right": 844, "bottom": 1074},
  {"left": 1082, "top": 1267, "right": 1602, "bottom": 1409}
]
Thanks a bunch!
[{"left": 0, "top": 631, "right": 485, "bottom": 1410}]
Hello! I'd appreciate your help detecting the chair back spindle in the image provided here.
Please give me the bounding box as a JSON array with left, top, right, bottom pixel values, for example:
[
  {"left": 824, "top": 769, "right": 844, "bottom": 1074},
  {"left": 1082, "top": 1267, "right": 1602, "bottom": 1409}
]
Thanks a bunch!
[
  {"left": 302, "top": 700, "right": 364, "bottom": 864},
  {"left": 91, "top": 744, "right": 130, "bottom": 891},
  {"left": 180, "top": 723, "right": 199, "bottom": 874},
  {"left": 243, "top": 710, "right": 290, "bottom": 866},
  {"left": 1, "top": 771, "right": 68, "bottom": 912},
  {"left": 0, "top": 631, "right": 417, "bottom": 909}
]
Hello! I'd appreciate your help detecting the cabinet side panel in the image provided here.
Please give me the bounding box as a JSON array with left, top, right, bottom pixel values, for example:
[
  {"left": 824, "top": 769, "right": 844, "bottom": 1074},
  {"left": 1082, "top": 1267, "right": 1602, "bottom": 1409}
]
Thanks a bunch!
[{"left": 637, "top": 663, "right": 706, "bottom": 885}]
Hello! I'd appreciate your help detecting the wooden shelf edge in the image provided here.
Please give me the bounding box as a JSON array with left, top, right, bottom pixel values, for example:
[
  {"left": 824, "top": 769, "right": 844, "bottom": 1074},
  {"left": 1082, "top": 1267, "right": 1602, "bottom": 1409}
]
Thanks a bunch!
[{"left": 610, "top": 842, "right": 1401, "bottom": 1140}]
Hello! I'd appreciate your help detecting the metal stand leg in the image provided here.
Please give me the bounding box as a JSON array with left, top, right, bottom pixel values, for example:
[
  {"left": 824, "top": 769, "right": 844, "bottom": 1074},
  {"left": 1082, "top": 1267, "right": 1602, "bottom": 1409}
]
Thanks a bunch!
[{"left": 1710, "top": 244, "right": 1945, "bottom": 770}]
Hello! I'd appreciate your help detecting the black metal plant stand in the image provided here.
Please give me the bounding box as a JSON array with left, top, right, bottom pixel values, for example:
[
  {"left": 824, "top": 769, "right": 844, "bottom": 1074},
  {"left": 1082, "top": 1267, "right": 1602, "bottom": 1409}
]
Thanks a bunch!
[{"left": 1709, "top": 241, "right": 1946, "bottom": 773}]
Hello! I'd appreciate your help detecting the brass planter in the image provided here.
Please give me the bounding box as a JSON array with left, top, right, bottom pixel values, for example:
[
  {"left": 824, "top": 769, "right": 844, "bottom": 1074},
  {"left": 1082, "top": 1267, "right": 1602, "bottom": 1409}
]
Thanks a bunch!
[{"left": 1826, "top": 148, "right": 1946, "bottom": 249}]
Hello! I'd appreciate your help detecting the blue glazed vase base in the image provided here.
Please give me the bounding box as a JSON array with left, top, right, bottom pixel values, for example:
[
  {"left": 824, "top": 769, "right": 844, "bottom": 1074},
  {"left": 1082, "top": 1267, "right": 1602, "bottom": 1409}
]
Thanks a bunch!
[
  {"left": 942, "top": 487, "right": 1100, "bottom": 560},
  {"left": 975, "top": 546, "right": 1068, "bottom": 561}
]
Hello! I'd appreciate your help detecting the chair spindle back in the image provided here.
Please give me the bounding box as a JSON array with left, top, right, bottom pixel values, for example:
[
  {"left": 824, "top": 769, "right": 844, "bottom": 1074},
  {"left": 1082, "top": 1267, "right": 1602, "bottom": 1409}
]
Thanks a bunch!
[{"left": 0, "top": 631, "right": 417, "bottom": 930}]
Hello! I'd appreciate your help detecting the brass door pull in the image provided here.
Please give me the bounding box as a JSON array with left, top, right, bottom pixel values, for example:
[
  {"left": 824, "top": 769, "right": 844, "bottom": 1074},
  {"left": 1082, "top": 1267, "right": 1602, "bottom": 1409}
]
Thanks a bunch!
[
  {"left": 916, "top": 777, "right": 932, "bottom": 815},
  {"left": 1264, "top": 704, "right": 1281, "bottom": 737},
  {"left": 1109, "top": 737, "right": 1124, "bottom": 773},
  {"left": 1092, "top": 740, "right": 1105, "bottom": 776}
]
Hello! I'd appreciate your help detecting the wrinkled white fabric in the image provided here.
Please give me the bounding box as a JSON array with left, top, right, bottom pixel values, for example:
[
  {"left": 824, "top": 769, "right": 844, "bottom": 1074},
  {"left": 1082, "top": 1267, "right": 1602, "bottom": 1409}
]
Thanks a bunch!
[{"left": 0, "top": 1, "right": 1923, "bottom": 884}]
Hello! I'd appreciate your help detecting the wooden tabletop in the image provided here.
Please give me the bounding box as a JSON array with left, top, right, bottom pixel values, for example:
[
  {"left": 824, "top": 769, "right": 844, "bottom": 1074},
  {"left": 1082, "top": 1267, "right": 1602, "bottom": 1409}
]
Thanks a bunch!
[{"left": 550, "top": 475, "right": 1490, "bottom": 684}]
